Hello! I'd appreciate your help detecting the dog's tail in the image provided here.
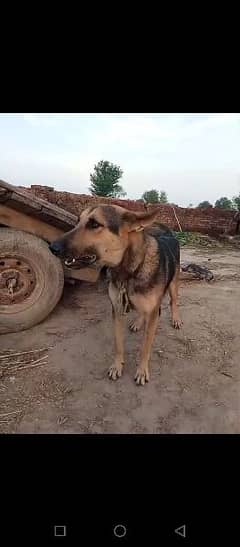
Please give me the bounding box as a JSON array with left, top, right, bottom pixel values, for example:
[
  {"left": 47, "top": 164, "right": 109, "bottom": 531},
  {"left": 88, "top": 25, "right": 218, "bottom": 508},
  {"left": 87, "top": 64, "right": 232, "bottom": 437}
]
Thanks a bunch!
[{"left": 158, "top": 236, "right": 180, "bottom": 292}]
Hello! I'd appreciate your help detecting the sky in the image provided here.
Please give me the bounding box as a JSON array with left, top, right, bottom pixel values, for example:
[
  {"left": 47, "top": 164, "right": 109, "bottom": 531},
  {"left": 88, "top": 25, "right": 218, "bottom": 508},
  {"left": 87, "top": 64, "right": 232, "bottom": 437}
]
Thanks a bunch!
[{"left": 0, "top": 113, "right": 240, "bottom": 207}]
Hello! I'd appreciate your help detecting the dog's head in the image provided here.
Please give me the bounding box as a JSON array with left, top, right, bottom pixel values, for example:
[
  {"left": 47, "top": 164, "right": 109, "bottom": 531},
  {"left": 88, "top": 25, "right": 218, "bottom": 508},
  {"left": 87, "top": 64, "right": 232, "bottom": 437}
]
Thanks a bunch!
[{"left": 49, "top": 205, "right": 159, "bottom": 269}]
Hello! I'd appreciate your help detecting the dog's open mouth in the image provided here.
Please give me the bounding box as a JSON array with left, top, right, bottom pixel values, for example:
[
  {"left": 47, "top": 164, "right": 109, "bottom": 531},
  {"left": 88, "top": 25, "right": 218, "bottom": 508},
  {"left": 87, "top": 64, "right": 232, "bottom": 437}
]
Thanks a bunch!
[{"left": 64, "top": 254, "right": 97, "bottom": 268}]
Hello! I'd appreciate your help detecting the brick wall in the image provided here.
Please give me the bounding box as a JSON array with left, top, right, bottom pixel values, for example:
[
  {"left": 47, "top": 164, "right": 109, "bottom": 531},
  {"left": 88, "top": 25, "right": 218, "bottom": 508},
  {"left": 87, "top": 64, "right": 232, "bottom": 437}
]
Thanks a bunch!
[{"left": 22, "top": 185, "right": 239, "bottom": 235}]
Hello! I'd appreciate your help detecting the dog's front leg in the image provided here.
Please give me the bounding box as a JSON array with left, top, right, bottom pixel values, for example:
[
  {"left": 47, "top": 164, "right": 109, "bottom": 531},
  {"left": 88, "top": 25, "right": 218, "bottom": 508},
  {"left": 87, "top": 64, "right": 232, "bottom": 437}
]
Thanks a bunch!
[
  {"left": 135, "top": 307, "right": 159, "bottom": 386},
  {"left": 108, "top": 281, "right": 125, "bottom": 380}
]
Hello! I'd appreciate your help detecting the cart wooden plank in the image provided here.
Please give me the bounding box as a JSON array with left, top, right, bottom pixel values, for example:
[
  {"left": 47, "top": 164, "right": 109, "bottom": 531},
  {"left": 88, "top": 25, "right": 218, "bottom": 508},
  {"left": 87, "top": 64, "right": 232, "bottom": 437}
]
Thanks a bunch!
[
  {"left": 0, "top": 179, "right": 78, "bottom": 230},
  {"left": 0, "top": 186, "right": 11, "bottom": 203},
  {"left": 0, "top": 179, "right": 101, "bottom": 283},
  {"left": 0, "top": 203, "right": 63, "bottom": 242}
]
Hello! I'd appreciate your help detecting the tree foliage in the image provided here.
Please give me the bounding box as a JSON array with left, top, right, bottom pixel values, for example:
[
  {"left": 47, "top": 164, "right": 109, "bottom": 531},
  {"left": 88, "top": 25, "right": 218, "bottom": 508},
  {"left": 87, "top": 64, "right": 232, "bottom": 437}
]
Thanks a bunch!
[
  {"left": 232, "top": 193, "right": 240, "bottom": 211},
  {"left": 89, "top": 160, "right": 125, "bottom": 197},
  {"left": 198, "top": 200, "right": 212, "bottom": 208},
  {"left": 214, "top": 197, "right": 233, "bottom": 209},
  {"left": 142, "top": 189, "right": 160, "bottom": 203},
  {"left": 159, "top": 190, "right": 168, "bottom": 203},
  {"left": 142, "top": 189, "right": 168, "bottom": 204}
]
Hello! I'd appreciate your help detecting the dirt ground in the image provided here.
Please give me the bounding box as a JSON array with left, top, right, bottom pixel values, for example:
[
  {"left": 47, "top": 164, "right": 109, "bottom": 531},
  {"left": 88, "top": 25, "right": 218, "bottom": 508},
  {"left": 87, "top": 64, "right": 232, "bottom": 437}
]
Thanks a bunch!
[{"left": 0, "top": 245, "right": 239, "bottom": 434}]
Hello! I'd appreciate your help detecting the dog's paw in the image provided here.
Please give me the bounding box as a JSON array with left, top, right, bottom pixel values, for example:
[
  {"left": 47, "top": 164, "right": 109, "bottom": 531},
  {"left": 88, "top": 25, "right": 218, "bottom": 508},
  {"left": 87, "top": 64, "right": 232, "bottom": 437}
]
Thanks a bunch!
[
  {"left": 134, "top": 367, "right": 149, "bottom": 386},
  {"left": 108, "top": 363, "right": 124, "bottom": 381},
  {"left": 129, "top": 317, "right": 143, "bottom": 332},
  {"left": 172, "top": 317, "right": 183, "bottom": 329}
]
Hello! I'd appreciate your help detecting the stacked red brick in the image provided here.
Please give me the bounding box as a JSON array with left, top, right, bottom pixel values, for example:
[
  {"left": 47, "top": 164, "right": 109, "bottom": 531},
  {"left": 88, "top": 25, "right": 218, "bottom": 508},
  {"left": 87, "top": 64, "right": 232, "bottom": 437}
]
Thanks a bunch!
[{"left": 22, "top": 185, "right": 238, "bottom": 235}]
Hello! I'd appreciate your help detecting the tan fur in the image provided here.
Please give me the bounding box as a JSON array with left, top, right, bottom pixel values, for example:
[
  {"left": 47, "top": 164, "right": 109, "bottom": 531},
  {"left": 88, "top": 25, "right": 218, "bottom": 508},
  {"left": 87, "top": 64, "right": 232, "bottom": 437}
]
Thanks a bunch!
[
  {"left": 64, "top": 206, "right": 129, "bottom": 268},
  {"left": 168, "top": 266, "right": 183, "bottom": 329},
  {"left": 50, "top": 204, "right": 182, "bottom": 385},
  {"left": 135, "top": 307, "right": 159, "bottom": 385}
]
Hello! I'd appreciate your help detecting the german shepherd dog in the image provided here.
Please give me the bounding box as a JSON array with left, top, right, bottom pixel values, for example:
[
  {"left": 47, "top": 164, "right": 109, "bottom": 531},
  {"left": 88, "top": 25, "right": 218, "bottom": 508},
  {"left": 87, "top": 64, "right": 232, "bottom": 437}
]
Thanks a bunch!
[{"left": 49, "top": 205, "right": 182, "bottom": 385}]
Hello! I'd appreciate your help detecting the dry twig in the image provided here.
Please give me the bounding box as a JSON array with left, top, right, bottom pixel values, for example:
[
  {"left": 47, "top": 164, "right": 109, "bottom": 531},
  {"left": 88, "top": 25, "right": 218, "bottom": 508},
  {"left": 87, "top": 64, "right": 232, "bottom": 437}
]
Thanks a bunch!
[
  {"left": 0, "top": 410, "right": 22, "bottom": 418},
  {"left": 3, "top": 359, "right": 48, "bottom": 375},
  {"left": 220, "top": 371, "right": 233, "bottom": 379},
  {"left": 0, "top": 347, "right": 52, "bottom": 360}
]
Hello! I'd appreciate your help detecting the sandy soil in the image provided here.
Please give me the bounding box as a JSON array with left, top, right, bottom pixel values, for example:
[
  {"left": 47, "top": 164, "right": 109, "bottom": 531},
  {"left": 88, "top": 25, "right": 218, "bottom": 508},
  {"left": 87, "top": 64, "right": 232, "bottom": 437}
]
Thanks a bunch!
[{"left": 0, "top": 245, "right": 239, "bottom": 434}]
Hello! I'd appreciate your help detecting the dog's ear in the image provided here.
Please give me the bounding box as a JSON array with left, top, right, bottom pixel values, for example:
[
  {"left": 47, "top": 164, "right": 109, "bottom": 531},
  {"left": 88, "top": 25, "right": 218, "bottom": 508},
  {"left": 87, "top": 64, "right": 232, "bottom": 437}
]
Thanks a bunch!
[{"left": 122, "top": 209, "right": 159, "bottom": 232}]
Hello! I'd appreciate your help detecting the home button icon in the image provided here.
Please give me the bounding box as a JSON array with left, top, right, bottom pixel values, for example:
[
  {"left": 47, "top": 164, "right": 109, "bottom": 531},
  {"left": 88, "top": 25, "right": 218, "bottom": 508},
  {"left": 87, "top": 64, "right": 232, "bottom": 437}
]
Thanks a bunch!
[{"left": 113, "top": 524, "right": 127, "bottom": 538}]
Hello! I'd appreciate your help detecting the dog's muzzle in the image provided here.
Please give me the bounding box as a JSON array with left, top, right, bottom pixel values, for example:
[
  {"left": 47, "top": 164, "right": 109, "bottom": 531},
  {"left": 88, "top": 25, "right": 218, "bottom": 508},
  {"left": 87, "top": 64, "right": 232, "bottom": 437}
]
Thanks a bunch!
[
  {"left": 49, "top": 239, "right": 97, "bottom": 268},
  {"left": 49, "top": 240, "right": 65, "bottom": 256}
]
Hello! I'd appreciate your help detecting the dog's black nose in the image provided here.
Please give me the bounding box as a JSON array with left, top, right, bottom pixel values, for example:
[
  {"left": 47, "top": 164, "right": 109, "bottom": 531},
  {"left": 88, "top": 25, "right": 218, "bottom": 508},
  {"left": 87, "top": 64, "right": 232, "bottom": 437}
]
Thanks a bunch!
[{"left": 49, "top": 239, "right": 65, "bottom": 256}]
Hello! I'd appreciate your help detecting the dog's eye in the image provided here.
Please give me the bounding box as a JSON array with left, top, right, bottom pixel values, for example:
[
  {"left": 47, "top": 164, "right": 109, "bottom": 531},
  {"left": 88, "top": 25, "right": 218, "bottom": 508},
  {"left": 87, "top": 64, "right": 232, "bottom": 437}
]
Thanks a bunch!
[{"left": 87, "top": 218, "right": 102, "bottom": 230}]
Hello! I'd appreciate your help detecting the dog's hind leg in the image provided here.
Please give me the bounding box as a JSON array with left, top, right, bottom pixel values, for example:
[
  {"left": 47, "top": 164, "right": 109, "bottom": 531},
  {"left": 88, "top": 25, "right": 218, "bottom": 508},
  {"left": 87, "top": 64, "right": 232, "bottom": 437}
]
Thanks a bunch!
[
  {"left": 135, "top": 307, "right": 159, "bottom": 386},
  {"left": 168, "top": 268, "right": 182, "bottom": 329},
  {"left": 129, "top": 314, "right": 144, "bottom": 332},
  {"left": 108, "top": 281, "right": 125, "bottom": 380}
]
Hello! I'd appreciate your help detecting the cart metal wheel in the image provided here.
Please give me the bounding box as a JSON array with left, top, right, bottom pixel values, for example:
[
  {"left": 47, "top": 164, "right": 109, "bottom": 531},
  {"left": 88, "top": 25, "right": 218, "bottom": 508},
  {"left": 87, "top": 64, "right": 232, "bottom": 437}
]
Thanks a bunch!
[{"left": 0, "top": 228, "right": 64, "bottom": 334}]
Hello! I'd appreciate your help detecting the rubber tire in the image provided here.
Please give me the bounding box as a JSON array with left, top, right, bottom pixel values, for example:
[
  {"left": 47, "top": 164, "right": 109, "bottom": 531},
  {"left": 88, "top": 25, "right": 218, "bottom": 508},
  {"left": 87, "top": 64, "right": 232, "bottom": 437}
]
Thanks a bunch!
[{"left": 0, "top": 228, "right": 64, "bottom": 334}]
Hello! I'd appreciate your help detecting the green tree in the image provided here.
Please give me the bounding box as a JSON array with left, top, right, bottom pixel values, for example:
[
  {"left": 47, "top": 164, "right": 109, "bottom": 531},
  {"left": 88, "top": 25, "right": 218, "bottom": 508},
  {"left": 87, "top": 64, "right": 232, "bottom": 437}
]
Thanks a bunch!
[
  {"left": 89, "top": 160, "right": 125, "bottom": 197},
  {"left": 142, "top": 189, "right": 160, "bottom": 203},
  {"left": 214, "top": 197, "right": 233, "bottom": 209},
  {"left": 232, "top": 193, "right": 240, "bottom": 211},
  {"left": 198, "top": 200, "right": 212, "bottom": 208},
  {"left": 159, "top": 190, "right": 168, "bottom": 203},
  {"left": 142, "top": 189, "right": 168, "bottom": 204}
]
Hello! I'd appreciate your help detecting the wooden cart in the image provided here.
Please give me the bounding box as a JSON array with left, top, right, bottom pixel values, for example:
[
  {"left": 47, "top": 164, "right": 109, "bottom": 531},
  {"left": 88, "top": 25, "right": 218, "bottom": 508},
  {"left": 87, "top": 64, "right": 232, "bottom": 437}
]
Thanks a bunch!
[{"left": 0, "top": 179, "right": 100, "bottom": 334}]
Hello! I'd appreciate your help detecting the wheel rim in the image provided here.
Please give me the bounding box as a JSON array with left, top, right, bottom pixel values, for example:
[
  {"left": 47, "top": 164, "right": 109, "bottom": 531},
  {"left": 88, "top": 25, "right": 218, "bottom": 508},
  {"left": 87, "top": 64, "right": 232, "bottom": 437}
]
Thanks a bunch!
[{"left": 0, "top": 256, "right": 36, "bottom": 305}]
